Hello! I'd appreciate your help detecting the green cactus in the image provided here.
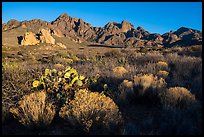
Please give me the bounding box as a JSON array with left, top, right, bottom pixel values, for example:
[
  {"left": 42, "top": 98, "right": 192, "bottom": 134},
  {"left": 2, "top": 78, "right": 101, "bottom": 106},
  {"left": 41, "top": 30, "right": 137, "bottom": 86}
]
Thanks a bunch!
[
  {"left": 76, "top": 80, "right": 83, "bottom": 86},
  {"left": 79, "top": 75, "right": 85, "bottom": 80},
  {"left": 45, "top": 68, "right": 51, "bottom": 76},
  {"left": 31, "top": 65, "right": 88, "bottom": 106},
  {"left": 32, "top": 80, "right": 40, "bottom": 88},
  {"left": 64, "top": 72, "right": 71, "bottom": 78}
]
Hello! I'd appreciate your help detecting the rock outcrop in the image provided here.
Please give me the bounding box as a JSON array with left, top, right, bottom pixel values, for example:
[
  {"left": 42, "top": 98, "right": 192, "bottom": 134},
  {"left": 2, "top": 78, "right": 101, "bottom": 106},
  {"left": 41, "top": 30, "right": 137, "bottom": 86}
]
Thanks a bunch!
[
  {"left": 38, "top": 29, "right": 55, "bottom": 44},
  {"left": 21, "top": 32, "right": 40, "bottom": 45},
  {"left": 20, "top": 29, "right": 55, "bottom": 45}
]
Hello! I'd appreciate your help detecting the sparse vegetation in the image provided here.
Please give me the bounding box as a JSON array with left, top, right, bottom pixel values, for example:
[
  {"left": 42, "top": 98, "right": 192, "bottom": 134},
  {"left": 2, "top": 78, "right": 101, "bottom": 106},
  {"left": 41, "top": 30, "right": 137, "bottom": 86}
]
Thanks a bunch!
[{"left": 2, "top": 23, "right": 202, "bottom": 135}]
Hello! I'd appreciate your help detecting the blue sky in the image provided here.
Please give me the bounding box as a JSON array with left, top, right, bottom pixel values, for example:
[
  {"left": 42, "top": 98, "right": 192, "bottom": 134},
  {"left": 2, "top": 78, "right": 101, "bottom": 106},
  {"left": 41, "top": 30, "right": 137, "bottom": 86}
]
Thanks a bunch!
[{"left": 2, "top": 2, "right": 202, "bottom": 34}]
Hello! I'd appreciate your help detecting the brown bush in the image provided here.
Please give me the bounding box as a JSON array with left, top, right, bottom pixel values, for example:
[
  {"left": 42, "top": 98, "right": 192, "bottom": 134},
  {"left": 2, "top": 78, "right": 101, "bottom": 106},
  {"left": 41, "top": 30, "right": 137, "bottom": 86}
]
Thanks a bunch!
[
  {"left": 9, "top": 91, "right": 56, "bottom": 128},
  {"left": 112, "top": 66, "right": 128, "bottom": 77},
  {"left": 133, "top": 73, "right": 166, "bottom": 105},
  {"left": 159, "top": 87, "right": 196, "bottom": 109},
  {"left": 59, "top": 89, "right": 122, "bottom": 133},
  {"left": 118, "top": 80, "right": 134, "bottom": 103},
  {"left": 133, "top": 73, "right": 166, "bottom": 90},
  {"left": 157, "top": 70, "right": 169, "bottom": 78},
  {"left": 156, "top": 61, "right": 168, "bottom": 70}
]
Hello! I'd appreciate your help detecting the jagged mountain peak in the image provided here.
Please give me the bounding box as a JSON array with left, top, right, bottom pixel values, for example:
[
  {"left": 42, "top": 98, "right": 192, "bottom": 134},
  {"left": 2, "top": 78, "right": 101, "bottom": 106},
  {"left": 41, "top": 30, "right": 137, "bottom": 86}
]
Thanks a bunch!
[
  {"left": 58, "top": 13, "right": 69, "bottom": 18},
  {"left": 2, "top": 13, "right": 202, "bottom": 47}
]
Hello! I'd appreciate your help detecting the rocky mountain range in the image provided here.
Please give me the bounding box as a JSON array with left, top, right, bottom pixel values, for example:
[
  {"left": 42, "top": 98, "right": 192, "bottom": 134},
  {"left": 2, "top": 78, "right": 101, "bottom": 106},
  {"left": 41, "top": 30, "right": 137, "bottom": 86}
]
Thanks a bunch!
[{"left": 2, "top": 13, "right": 202, "bottom": 47}]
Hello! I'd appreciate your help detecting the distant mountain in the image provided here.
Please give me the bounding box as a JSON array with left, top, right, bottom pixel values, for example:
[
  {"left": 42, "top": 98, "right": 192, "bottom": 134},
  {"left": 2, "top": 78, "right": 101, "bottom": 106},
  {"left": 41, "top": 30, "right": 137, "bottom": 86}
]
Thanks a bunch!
[{"left": 2, "top": 13, "right": 202, "bottom": 47}]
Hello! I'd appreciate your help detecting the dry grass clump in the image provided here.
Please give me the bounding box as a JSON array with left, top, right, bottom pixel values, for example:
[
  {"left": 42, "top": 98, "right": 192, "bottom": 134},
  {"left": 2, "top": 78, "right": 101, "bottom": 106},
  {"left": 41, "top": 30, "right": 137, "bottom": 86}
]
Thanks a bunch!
[
  {"left": 156, "top": 61, "right": 168, "bottom": 67},
  {"left": 159, "top": 87, "right": 196, "bottom": 109},
  {"left": 113, "top": 66, "right": 128, "bottom": 77},
  {"left": 118, "top": 80, "right": 134, "bottom": 103},
  {"left": 157, "top": 70, "right": 169, "bottom": 78},
  {"left": 54, "top": 63, "right": 64, "bottom": 69},
  {"left": 133, "top": 73, "right": 166, "bottom": 90},
  {"left": 132, "top": 73, "right": 166, "bottom": 105},
  {"left": 122, "top": 80, "right": 134, "bottom": 88},
  {"left": 9, "top": 91, "right": 56, "bottom": 128},
  {"left": 59, "top": 89, "right": 122, "bottom": 133}
]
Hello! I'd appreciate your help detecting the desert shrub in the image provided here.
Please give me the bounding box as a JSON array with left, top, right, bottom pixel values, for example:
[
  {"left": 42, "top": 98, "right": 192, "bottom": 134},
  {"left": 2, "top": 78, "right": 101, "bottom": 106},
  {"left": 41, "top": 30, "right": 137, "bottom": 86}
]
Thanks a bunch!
[
  {"left": 9, "top": 91, "right": 56, "bottom": 128},
  {"left": 104, "top": 50, "right": 122, "bottom": 58},
  {"left": 157, "top": 70, "right": 169, "bottom": 78},
  {"left": 165, "top": 53, "right": 202, "bottom": 100},
  {"left": 165, "top": 53, "right": 201, "bottom": 83},
  {"left": 133, "top": 73, "right": 166, "bottom": 90},
  {"left": 156, "top": 61, "right": 168, "bottom": 70},
  {"left": 118, "top": 79, "right": 134, "bottom": 104},
  {"left": 159, "top": 87, "right": 196, "bottom": 109},
  {"left": 2, "top": 61, "right": 46, "bottom": 113},
  {"left": 154, "top": 102, "right": 202, "bottom": 135},
  {"left": 127, "top": 51, "right": 165, "bottom": 65},
  {"left": 59, "top": 89, "right": 123, "bottom": 134},
  {"left": 112, "top": 66, "right": 128, "bottom": 77},
  {"left": 190, "top": 74, "right": 202, "bottom": 100},
  {"left": 133, "top": 73, "right": 166, "bottom": 105}
]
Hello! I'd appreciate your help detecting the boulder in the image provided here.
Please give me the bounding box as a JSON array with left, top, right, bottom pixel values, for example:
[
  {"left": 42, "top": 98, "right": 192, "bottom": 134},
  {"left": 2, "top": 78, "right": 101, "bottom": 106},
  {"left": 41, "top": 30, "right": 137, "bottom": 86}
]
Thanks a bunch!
[
  {"left": 21, "top": 32, "right": 40, "bottom": 45},
  {"left": 38, "top": 29, "right": 55, "bottom": 44}
]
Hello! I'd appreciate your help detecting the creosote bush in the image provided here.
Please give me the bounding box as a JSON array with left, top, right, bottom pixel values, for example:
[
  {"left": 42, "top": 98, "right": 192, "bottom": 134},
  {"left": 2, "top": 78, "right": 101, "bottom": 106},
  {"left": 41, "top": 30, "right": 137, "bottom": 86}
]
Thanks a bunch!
[
  {"left": 59, "top": 89, "right": 122, "bottom": 133},
  {"left": 159, "top": 87, "right": 196, "bottom": 109},
  {"left": 9, "top": 91, "right": 56, "bottom": 128}
]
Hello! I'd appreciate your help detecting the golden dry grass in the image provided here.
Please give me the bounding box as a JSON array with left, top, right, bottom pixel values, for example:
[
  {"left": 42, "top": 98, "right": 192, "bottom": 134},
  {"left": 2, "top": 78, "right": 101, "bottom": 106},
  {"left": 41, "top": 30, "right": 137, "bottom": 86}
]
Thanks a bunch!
[
  {"left": 59, "top": 89, "right": 122, "bottom": 132},
  {"left": 122, "top": 80, "right": 134, "bottom": 89},
  {"left": 159, "top": 87, "right": 196, "bottom": 108},
  {"left": 157, "top": 61, "right": 168, "bottom": 67},
  {"left": 9, "top": 91, "right": 56, "bottom": 128},
  {"left": 54, "top": 63, "right": 64, "bottom": 69},
  {"left": 112, "top": 66, "right": 128, "bottom": 77},
  {"left": 157, "top": 70, "right": 169, "bottom": 78},
  {"left": 133, "top": 73, "right": 166, "bottom": 90}
]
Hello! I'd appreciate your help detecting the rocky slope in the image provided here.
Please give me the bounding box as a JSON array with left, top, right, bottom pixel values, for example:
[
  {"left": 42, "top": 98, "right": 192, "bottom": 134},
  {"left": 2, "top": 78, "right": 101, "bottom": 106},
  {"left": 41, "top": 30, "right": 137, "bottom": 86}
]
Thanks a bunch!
[{"left": 2, "top": 13, "right": 202, "bottom": 47}]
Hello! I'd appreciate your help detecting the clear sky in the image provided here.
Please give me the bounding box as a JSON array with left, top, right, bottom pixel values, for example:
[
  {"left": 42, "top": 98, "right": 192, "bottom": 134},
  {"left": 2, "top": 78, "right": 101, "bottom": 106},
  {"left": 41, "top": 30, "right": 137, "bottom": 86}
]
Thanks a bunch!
[{"left": 2, "top": 2, "right": 202, "bottom": 34}]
